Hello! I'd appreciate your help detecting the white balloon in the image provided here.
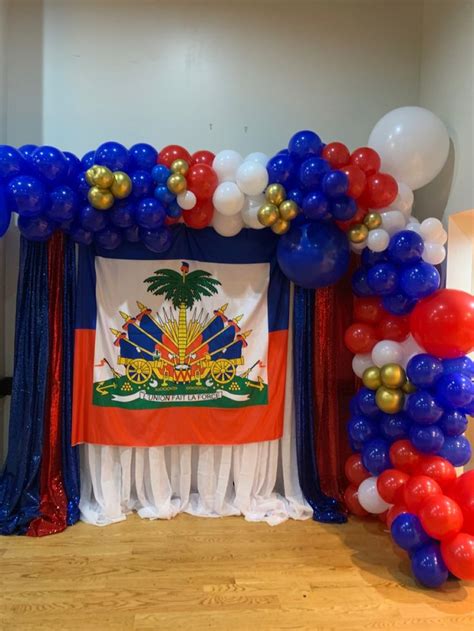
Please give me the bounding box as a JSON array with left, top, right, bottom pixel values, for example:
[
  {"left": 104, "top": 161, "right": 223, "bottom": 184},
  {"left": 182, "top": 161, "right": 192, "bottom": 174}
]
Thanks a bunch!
[
  {"left": 420, "top": 217, "right": 444, "bottom": 242},
  {"left": 241, "top": 195, "right": 265, "bottom": 230},
  {"left": 405, "top": 222, "right": 422, "bottom": 235},
  {"left": 386, "top": 181, "right": 414, "bottom": 216},
  {"left": 372, "top": 340, "right": 404, "bottom": 367},
  {"left": 367, "top": 228, "right": 390, "bottom": 253},
  {"left": 212, "top": 182, "right": 245, "bottom": 216},
  {"left": 212, "top": 210, "right": 244, "bottom": 237},
  {"left": 176, "top": 190, "right": 196, "bottom": 210},
  {"left": 244, "top": 152, "right": 269, "bottom": 167},
  {"left": 380, "top": 210, "right": 407, "bottom": 236},
  {"left": 401, "top": 334, "right": 426, "bottom": 367},
  {"left": 236, "top": 161, "right": 269, "bottom": 196},
  {"left": 430, "top": 228, "right": 448, "bottom": 246},
  {"left": 422, "top": 242, "right": 446, "bottom": 265},
  {"left": 352, "top": 353, "right": 373, "bottom": 378},
  {"left": 212, "top": 150, "right": 243, "bottom": 183},
  {"left": 358, "top": 477, "right": 391, "bottom": 514}
]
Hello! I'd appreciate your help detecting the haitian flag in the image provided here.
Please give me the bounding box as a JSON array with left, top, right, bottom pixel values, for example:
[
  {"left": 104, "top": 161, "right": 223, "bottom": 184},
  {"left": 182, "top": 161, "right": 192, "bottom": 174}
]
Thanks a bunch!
[{"left": 72, "top": 226, "right": 290, "bottom": 446}]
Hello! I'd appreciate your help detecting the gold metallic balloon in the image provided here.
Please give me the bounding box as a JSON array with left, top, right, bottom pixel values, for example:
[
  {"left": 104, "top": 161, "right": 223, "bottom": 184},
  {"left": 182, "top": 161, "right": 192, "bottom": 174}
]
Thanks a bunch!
[
  {"left": 111, "top": 171, "right": 132, "bottom": 199},
  {"left": 265, "top": 183, "right": 286, "bottom": 206},
  {"left": 364, "top": 212, "right": 382, "bottom": 230},
  {"left": 170, "top": 159, "right": 189, "bottom": 176},
  {"left": 348, "top": 224, "right": 369, "bottom": 244},
  {"left": 257, "top": 203, "right": 279, "bottom": 227},
  {"left": 376, "top": 386, "right": 404, "bottom": 414},
  {"left": 88, "top": 186, "right": 115, "bottom": 211},
  {"left": 380, "top": 363, "right": 406, "bottom": 389},
  {"left": 403, "top": 380, "right": 417, "bottom": 394},
  {"left": 362, "top": 366, "right": 382, "bottom": 390},
  {"left": 167, "top": 173, "right": 187, "bottom": 195},
  {"left": 271, "top": 218, "right": 290, "bottom": 235},
  {"left": 86, "top": 165, "right": 114, "bottom": 189},
  {"left": 279, "top": 200, "right": 299, "bottom": 221}
]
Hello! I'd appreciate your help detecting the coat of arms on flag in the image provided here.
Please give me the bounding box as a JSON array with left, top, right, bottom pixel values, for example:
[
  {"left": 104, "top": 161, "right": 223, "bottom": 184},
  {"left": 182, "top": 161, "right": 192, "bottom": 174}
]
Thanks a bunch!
[{"left": 73, "top": 227, "right": 290, "bottom": 446}]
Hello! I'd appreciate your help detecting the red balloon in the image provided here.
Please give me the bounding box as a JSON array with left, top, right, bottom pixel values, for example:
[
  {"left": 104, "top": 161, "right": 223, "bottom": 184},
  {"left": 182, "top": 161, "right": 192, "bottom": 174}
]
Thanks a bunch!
[
  {"left": 186, "top": 164, "right": 218, "bottom": 200},
  {"left": 403, "top": 475, "right": 442, "bottom": 513},
  {"left": 344, "top": 322, "right": 379, "bottom": 354},
  {"left": 359, "top": 173, "right": 398, "bottom": 209},
  {"left": 344, "top": 485, "right": 369, "bottom": 517},
  {"left": 335, "top": 204, "right": 367, "bottom": 231},
  {"left": 182, "top": 199, "right": 214, "bottom": 229},
  {"left": 344, "top": 454, "right": 371, "bottom": 486},
  {"left": 419, "top": 494, "right": 463, "bottom": 541},
  {"left": 322, "top": 142, "right": 350, "bottom": 169},
  {"left": 350, "top": 147, "right": 381, "bottom": 176},
  {"left": 416, "top": 456, "right": 457, "bottom": 492},
  {"left": 441, "top": 533, "right": 474, "bottom": 580},
  {"left": 448, "top": 471, "right": 474, "bottom": 535},
  {"left": 410, "top": 289, "right": 474, "bottom": 359},
  {"left": 387, "top": 504, "right": 409, "bottom": 529},
  {"left": 191, "top": 150, "right": 215, "bottom": 167},
  {"left": 389, "top": 440, "right": 422, "bottom": 474},
  {"left": 377, "top": 314, "right": 410, "bottom": 342},
  {"left": 377, "top": 469, "right": 410, "bottom": 504},
  {"left": 353, "top": 297, "right": 384, "bottom": 325},
  {"left": 339, "top": 165, "right": 367, "bottom": 199},
  {"left": 158, "top": 145, "right": 192, "bottom": 168}
]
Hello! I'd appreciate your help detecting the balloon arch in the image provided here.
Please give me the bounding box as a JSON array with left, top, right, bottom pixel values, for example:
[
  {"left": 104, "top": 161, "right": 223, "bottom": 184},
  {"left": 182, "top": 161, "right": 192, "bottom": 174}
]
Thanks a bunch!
[{"left": 1, "top": 106, "right": 474, "bottom": 588}]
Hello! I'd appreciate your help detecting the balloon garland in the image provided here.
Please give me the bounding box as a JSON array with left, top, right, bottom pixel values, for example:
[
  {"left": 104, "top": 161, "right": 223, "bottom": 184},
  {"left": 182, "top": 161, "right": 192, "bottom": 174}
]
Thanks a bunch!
[{"left": 0, "top": 106, "right": 473, "bottom": 588}]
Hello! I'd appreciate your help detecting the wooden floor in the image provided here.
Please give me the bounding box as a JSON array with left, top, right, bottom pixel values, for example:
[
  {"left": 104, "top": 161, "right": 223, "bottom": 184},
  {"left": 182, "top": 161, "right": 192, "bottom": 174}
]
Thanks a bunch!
[{"left": 1, "top": 514, "right": 473, "bottom": 631}]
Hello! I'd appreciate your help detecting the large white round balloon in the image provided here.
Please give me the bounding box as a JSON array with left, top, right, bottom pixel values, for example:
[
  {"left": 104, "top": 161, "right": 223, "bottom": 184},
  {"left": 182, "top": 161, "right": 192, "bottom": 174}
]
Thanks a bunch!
[
  {"left": 358, "top": 477, "right": 391, "bottom": 514},
  {"left": 236, "top": 161, "right": 269, "bottom": 196},
  {"left": 380, "top": 210, "right": 407, "bottom": 236},
  {"left": 212, "top": 210, "right": 244, "bottom": 237},
  {"left": 368, "top": 106, "right": 450, "bottom": 190},
  {"left": 372, "top": 340, "right": 404, "bottom": 368},
  {"left": 367, "top": 228, "right": 390, "bottom": 253},
  {"left": 212, "top": 150, "right": 243, "bottom": 183},
  {"left": 176, "top": 190, "right": 196, "bottom": 210},
  {"left": 244, "top": 152, "right": 269, "bottom": 167},
  {"left": 212, "top": 182, "right": 245, "bottom": 216},
  {"left": 352, "top": 353, "right": 373, "bottom": 378},
  {"left": 420, "top": 217, "right": 445, "bottom": 242},
  {"left": 241, "top": 194, "right": 265, "bottom": 229},
  {"left": 386, "top": 181, "right": 414, "bottom": 216}
]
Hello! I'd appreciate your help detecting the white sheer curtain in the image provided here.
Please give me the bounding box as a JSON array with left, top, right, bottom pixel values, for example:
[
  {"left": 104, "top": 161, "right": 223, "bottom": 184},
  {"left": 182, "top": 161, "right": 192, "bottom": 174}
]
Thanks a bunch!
[{"left": 79, "top": 311, "right": 311, "bottom": 527}]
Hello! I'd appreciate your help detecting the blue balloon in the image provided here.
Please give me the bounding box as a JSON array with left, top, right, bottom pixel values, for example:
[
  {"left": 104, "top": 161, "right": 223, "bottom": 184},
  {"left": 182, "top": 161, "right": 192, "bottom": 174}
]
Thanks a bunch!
[
  {"left": 95, "top": 226, "right": 123, "bottom": 250},
  {"left": 134, "top": 198, "right": 166, "bottom": 230},
  {"left": 0, "top": 188, "right": 12, "bottom": 238},
  {"left": 80, "top": 205, "right": 108, "bottom": 232},
  {"left": 286, "top": 188, "right": 303, "bottom": 206},
  {"left": 442, "top": 356, "right": 474, "bottom": 378},
  {"left": 288, "top": 130, "right": 323, "bottom": 160},
  {"left": 411, "top": 543, "right": 448, "bottom": 589},
  {"left": 94, "top": 142, "right": 129, "bottom": 171},
  {"left": 166, "top": 200, "right": 182, "bottom": 219},
  {"left": 348, "top": 414, "right": 379, "bottom": 444},
  {"left": 70, "top": 225, "right": 93, "bottom": 246},
  {"left": 409, "top": 424, "right": 445, "bottom": 454},
  {"left": 406, "top": 390, "right": 443, "bottom": 425},
  {"left": 154, "top": 185, "right": 176, "bottom": 206},
  {"left": 321, "top": 170, "right": 348, "bottom": 198},
  {"left": 298, "top": 157, "right": 330, "bottom": 190},
  {"left": 124, "top": 224, "right": 140, "bottom": 243},
  {"left": 356, "top": 387, "right": 380, "bottom": 418},
  {"left": 151, "top": 164, "right": 171, "bottom": 185},
  {"left": 399, "top": 261, "right": 440, "bottom": 299},
  {"left": 435, "top": 372, "right": 474, "bottom": 409},
  {"left": 31, "top": 146, "right": 68, "bottom": 184},
  {"left": 379, "top": 412, "right": 411, "bottom": 442},
  {"left": 406, "top": 354, "right": 443, "bottom": 388},
  {"left": 352, "top": 268, "right": 375, "bottom": 297},
  {"left": 63, "top": 151, "right": 82, "bottom": 182},
  {"left": 131, "top": 170, "right": 153, "bottom": 199},
  {"left": 19, "top": 144, "right": 38, "bottom": 161},
  {"left": 382, "top": 291, "right": 416, "bottom": 315},
  {"left": 110, "top": 200, "right": 135, "bottom": 229},
  {"left": 267, "top": 153, "right": 297, "bottom": 186},
  {"left": 391, "top": 513, "right": 431, "bottom": 553},
  {"left": 75, "top": 172, "right": 91, "bottom": 200},
  {"left": 6, "top": 175, "right": 47, "bottom": 216},
  {"left": 387, "top": 230, "right": 424, "bottom": 265},
  {"left": 366, "top": 262, "right": 399, "bottom": 295},
  {"left": 18, "top": 215, "right": 55, "bottom": 241},
  {"left": 439, "top": 411, "right": 468, "bottom": 437},
  {"left": 140, "top": 227, "right": 172, "bottom": 253},
  {"left": 330, "top": 196, "right": 357, "bottom": 221},
  {"left": 0, "top": 145, "right": 26, "bottom": 182},
  {"left": 277, "top": 220, "right": 350, "bottom": 288},
  {"left": 46, "top": 185, "right": 77, "bottom": 222},
  {"left": 361, "top": 248, "right": 388, "bottom": 268},
  {"left": 361, "top": 438, "right": 391, "bottom": 475},
  {"left": 81, "top": 150, "right": 95, "bottom": 169},
  {"left": 129, "top": 143, "right": 158, "bottom": 171},
  {"left": 437, "top": 435, "right": 472, "bottom": 467},
  {"left": 349, "top": 437, "right": 364, "bottom": 453},
  {"left": 301, "top": 191, "right": 329, "bottom": 220}
]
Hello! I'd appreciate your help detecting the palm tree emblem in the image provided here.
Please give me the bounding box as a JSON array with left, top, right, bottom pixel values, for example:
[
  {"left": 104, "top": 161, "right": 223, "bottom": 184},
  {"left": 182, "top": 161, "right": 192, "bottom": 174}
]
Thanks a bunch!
[{"left": 144, "top": 262, "right": 221, "bottom": 365}]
